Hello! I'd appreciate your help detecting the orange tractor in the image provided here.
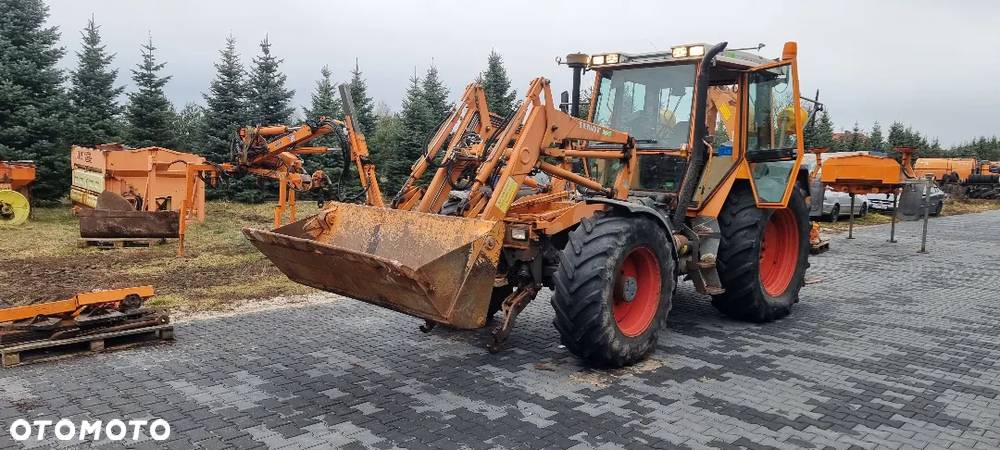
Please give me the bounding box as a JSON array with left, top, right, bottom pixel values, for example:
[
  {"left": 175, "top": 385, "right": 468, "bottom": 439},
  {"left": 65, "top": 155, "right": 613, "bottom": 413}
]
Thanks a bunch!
[
  {"left": 0, "top": 161, "right": 36, "bottom": 226},
  {"left": 247, "top": 41, "right": 813, "bottom": 367}
]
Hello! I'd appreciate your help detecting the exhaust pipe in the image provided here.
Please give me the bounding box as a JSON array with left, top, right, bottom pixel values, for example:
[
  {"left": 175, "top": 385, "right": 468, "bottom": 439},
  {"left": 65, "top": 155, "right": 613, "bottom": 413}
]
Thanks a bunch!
[{"left": 672, "top": 42, "right": 728, "bottom": 229}]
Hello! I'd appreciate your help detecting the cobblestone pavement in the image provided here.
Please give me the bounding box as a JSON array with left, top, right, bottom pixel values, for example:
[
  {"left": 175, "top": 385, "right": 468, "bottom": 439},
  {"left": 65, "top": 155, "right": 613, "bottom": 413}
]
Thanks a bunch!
[{"left": 2, "top": 211, "right": 999, "bottom": 449}]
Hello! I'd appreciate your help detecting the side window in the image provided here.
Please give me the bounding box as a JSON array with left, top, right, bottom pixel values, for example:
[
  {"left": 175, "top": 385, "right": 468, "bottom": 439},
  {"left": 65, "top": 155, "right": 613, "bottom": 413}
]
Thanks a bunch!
[
  {"left": 747, "top": 65, "right": 797, "bottom": 158},
  {"left": 746, "top": 64, "right": 799, "bottom": 203}
]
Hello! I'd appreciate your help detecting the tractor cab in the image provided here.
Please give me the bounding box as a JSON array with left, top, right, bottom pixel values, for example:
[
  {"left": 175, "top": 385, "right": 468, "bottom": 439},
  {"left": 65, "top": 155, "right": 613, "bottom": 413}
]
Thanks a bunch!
[{"left": 584, "top": 42, "right": 806, "bottom": 210}]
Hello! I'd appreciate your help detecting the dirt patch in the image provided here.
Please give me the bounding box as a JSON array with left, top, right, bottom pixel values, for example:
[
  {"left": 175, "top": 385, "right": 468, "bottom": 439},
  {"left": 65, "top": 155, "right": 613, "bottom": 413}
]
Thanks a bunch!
[{"left": 0, "top": 202, "right": 320, "bottom": 311}]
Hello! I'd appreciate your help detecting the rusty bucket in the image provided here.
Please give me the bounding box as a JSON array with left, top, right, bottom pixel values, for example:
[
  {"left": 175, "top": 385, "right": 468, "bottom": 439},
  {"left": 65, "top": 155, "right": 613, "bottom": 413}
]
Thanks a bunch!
[{"left": 243, "top": 202, "right": 504, "bottom": 329}]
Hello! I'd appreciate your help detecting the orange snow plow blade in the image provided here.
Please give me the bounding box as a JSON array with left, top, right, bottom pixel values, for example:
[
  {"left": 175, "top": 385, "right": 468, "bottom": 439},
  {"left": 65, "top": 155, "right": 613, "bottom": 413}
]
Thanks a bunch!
[{"left": 243, "top": 201, "right": 504, "bottom": 329}]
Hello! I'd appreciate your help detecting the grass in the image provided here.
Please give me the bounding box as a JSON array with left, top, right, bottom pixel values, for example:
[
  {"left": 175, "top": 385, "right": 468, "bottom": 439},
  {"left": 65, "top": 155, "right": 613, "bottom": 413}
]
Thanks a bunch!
[
  {"left": 0, "top": 201, "right": 322, "bottom": 312},
  {"left": 818, "top": 198, "right": 1000, "bottom": 233},
  {"left": 941, "top": 198, "right": 1000, "bottom": 216}
]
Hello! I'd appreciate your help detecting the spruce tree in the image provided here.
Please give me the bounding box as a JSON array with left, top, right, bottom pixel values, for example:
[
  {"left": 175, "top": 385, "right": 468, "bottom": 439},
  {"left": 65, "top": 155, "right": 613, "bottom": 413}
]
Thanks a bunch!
[
  {"left": 203, "top": 35, "right": 248, "bottom": 164},
  {"left": 388, "top": 73, "right": 431, "bottom": 193},
  {"left": 367, "top": 111, "right": 405, "bottom": 194},
  {"left": 303, "top": 65, "right": 343, "bottom": 178},
  {"left": 811, "top": 112, "right": 835, "bottom": 150},
  {"left": 303, "top": 65, "right": 342, "bottom": 120},
  {"left": 846, "top": 122, "right": 865, "bottom": 151},
  {"left": 869, "top": 121, "right": 884, "bottom": 152},
  {"left": 0, "top": 0, "right": 69, "bottom": 201},
  {"left": 421, "top": 65, "right": 450, "bottom": 126},
  {"left": 481, "top": 50, "right": 517, "bottom": 116},
  {"left": 347, "top": 60, "right": 377, "bottom": 134},
  {"left": 887, "top": 122, "right": 906, "bottom": 149},
  {"left": 68, "top": 16, "right": 124, "bottom": 146},
  {"left": 125, "top": 36, "right": 176, "bottom": 148},
  {"left": 248, "top": 36, "right": 294, "bottom": 125},
  {"left": 172, "top": 102, "right": 206, "bottom": 152}
]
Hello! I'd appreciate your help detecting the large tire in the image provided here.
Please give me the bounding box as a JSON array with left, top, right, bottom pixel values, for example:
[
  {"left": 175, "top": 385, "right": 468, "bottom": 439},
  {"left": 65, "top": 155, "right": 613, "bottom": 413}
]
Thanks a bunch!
[
  {"left": 712, "top": 186, "right": 810, "bottom": 322},
  {"left": 551, "top": 214, "right": 674, "bottom": 367}
]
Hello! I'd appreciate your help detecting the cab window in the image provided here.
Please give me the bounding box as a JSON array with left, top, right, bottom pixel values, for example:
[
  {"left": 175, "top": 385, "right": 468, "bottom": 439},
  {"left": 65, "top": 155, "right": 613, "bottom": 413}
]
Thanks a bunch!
[{"left": 592, "top": 65, "right": 696, "bottom": 150}]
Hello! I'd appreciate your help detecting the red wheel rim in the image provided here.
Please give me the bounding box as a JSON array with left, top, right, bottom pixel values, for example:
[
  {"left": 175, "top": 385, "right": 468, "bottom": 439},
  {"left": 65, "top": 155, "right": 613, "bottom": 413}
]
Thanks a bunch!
[
  {"left": 759, "top": 208, "right": 799, "bottom": 297},
  {"left": 613, "top": 247, "right": 661, "bottom": 337}
]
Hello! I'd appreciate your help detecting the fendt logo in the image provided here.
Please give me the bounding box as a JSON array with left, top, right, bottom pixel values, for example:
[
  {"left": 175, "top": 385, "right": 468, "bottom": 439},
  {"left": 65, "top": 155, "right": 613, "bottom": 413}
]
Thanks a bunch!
[
  {"left": 577, "top": 121, "right": 603, "bottom": 135},
  {"left": 8, "top": 418, "right": 171, "bottom": 443}
]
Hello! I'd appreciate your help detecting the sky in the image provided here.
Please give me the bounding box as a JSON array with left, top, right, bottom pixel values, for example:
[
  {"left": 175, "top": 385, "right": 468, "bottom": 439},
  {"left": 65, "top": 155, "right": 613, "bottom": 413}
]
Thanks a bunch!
[{"left": 44, "top": 0, "right": 1000, "bottom": 146}]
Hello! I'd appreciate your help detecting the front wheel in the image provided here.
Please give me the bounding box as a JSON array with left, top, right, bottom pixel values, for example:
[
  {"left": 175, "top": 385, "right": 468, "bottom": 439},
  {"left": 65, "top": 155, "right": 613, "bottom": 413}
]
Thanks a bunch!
[
  {"left": 828, "top": 204, "right": 840, "bottom": 222},
  {"left": 551, "top": 214, "right": 674, "bottom": 367},
  {"left": 712, "top": 186, "right": 810, "bottom": 322}
]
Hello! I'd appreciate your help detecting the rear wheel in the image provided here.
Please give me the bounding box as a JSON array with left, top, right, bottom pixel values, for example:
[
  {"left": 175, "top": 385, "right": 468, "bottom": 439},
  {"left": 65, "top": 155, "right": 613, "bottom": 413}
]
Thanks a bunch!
[
  {"left": 712, "top": 186, "right": 809, "bottom": 322},
  {"left": 859, "top": 202, "right": 868, "bottom": 217},
  {"left": 551, "top": 214, "right": 674, "bottom": 367},
  {"left": 828, "top": 204, "right": 840, "bottom": 222}
]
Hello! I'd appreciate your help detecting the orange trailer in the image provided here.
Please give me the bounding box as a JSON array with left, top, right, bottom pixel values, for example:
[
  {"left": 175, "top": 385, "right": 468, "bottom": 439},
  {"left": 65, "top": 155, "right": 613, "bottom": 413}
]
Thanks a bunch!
[
  {"left": 913, "top": 157, "right": 976, "bottom": 183},
  {"left": 70, "top": 144, "right": 207, "bottom": 220}
]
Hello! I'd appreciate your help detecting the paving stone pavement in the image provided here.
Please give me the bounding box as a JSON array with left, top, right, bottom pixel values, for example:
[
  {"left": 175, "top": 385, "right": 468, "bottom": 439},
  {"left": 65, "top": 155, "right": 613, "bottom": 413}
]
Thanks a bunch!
[{"left": 1, "top": 211, "right": 999, "bottom": 449}]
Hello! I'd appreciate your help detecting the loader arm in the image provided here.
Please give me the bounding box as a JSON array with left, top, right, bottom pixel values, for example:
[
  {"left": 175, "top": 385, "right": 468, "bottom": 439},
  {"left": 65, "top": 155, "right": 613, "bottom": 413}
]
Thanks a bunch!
[
  {"left": 467, "top": 77, "right": 635, "bottom": 221},
  {"left": 395, "top": 83, "right": 498, "bottom": 213},
  {"left": 337, "top": 84, "right": 385, "bottom": 208}
]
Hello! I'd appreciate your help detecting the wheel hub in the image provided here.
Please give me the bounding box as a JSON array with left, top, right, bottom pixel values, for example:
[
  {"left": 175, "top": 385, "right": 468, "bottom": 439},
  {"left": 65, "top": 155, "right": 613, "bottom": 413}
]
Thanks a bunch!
[
  {"left": 618, "top": 276, "right": 638, "bottom": 303},
  {"left": 613, "top": 247, "right": 662, "bottom": 337}
]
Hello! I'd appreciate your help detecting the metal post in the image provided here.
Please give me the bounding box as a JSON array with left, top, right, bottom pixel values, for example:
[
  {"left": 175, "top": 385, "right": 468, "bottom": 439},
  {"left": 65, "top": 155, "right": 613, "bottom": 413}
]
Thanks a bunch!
[
  {"left": 564, "top": 53, "right": 589, "bottom": 118},
  {"left": 847, "top": 194, "right": 856, "bottom": 239},
  {"left": 919, "top": 176, "right": 932, "bottom": 253},
  {"left": 888, "top": 189, "right": 899, "bottom": 243}
]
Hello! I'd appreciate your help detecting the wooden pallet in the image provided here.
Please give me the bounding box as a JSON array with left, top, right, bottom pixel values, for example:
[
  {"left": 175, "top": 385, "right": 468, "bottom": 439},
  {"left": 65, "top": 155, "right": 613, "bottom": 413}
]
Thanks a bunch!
[
  {"left": 77, "top": 238, "right": 169, "bottom": 249},
  {"left": 810, "top": 239, "right": 831, "bottom": 255},
  {"left": 0, "top": 324, "right": 174, "bottom": 367}
]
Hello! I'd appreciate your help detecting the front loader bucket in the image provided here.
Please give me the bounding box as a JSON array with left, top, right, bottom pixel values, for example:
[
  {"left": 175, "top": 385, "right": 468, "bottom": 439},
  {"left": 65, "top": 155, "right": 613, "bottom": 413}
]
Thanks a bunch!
[{"left": 243, "top": 202, "right": 504, "bottom": 329}]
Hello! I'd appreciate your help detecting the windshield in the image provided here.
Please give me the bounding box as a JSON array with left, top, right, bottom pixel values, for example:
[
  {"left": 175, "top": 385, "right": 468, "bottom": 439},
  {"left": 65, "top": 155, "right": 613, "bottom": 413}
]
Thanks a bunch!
[{"left": 591, "top": 64, "right": 696, "bottom": 149}]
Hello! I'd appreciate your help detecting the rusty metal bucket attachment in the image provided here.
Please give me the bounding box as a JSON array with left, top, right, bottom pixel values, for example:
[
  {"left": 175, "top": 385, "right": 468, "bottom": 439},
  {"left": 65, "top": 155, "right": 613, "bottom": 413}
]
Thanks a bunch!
[
  {"left": 78, "top": 191, "right": 180, "bottom": 239},
  {"left": 243, "top": 202, "right": 505, "bottom": 329}
]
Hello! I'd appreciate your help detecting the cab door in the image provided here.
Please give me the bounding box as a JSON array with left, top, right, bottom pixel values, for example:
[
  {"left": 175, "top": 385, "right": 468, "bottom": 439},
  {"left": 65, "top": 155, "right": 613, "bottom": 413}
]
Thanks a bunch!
[{"left": 743, "top": 61, "right": 805, "bottom": 207}]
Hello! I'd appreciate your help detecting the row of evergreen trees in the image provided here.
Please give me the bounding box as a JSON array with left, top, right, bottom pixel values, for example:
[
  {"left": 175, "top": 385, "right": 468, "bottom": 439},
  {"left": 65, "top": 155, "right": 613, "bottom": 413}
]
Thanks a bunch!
[
  {"left": 804, "top": 113, "right": 945, "bottom": 155},
  {"left": 3, "top": 0, "right": 996, "bottom": 203},
  {"left": 0, "top": 0, "right": 519, "bottom": 202}
]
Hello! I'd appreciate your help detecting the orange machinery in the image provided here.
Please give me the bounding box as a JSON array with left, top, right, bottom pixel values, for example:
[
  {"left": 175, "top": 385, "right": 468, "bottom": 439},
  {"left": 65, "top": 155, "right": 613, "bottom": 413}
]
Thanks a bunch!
[
  {"left": 70, "top": 144, "right": 207, "bottom": 220},
  {"left": 0, "top": 286, "right": 164, "bottom": 346},
  {"left": 0, "top": 161, "right": 36, "bottom": 226},
  {"left": 913, "top": 157, "right": 976, "bottom": 183}
]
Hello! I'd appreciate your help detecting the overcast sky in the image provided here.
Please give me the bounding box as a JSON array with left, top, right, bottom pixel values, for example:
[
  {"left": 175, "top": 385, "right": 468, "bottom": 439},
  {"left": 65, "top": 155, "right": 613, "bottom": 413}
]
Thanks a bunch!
[{"left": 45, "top": 0, "right": 999, "bottom": 146}]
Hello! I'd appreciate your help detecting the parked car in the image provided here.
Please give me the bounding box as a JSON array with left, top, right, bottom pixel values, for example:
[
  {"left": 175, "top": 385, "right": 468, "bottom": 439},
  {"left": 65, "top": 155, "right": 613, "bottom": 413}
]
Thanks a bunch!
[
  {"left": 868, "top": 184, "right": 946, "bottom": 216},
  {"left": 811, "top": 187, "right": 869, "bottom": 222}
]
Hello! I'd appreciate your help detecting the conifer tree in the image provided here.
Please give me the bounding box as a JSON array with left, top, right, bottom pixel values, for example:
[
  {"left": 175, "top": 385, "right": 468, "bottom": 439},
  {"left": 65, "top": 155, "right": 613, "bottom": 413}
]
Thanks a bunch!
[
  {"left": 248, "top": 36, "right": 294, "bottom": 124},
  {"left": 125, "top": 36, "right": 176, "bottom": 148},
  {"left": 869, "top": 121, "right": 884, "bottom": 152},
  {"left": 347, "top": 60, "right": 377, "bottom": 134},
  {"left": 0, "top": 0, "right": 69, "bottom": 200},
  {"left": 303, "top": 65, "right": 344, "bottom": 179},
  {"left": 68, "top": 16, "right": 124, "bottom": 146},
  {"left": 481, "top": 50, "right": 517, "bottom": 116},
  {"left": 172, "top": 102, "right": 206, "bottom": 152},
  {"left": 421, "top": 65, "right": 450, "bottom": 125},
  {"left": 203, "top": 35, "right": 248, "bottom": 163}
]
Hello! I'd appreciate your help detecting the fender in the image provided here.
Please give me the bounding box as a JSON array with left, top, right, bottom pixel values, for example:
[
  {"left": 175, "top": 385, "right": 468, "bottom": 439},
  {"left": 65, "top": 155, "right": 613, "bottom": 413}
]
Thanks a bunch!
[{"left": 586, "top": 198, "right": 679, "bottom": 262}]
